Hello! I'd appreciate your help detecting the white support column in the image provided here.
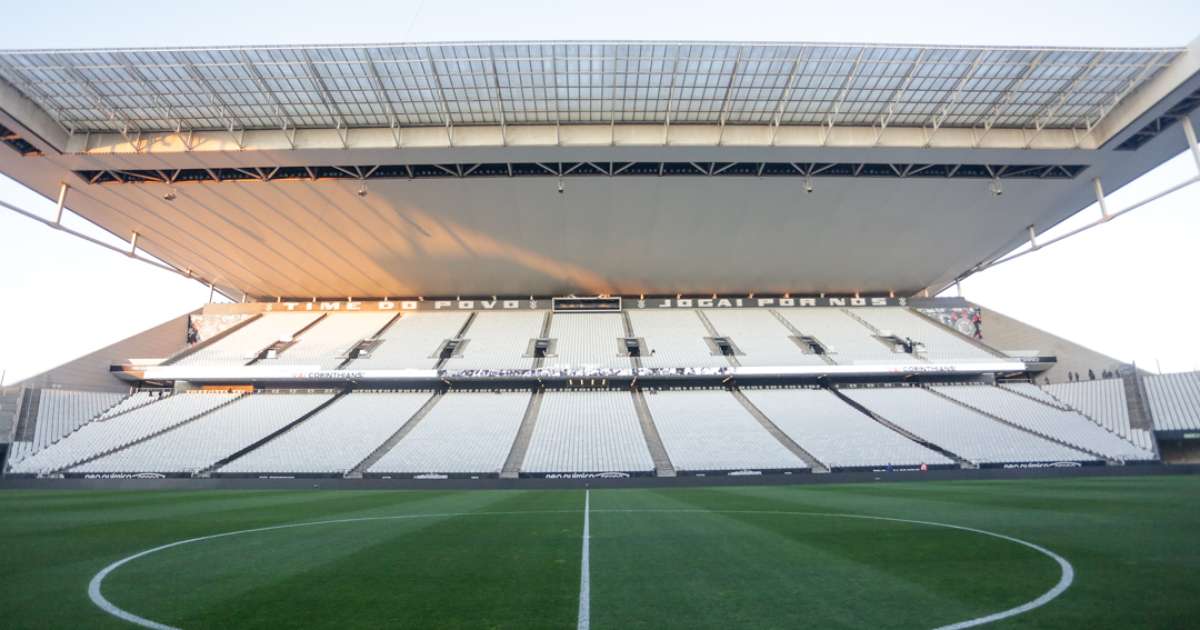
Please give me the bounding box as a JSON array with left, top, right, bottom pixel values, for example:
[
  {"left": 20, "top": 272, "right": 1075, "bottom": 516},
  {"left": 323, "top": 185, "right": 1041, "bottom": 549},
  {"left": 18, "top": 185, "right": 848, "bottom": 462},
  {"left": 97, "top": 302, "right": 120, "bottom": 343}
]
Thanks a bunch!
[
  {"left": 128, "top": 231, "right": 139, "bottom": 256},
  {"left": 1182, "top": 115, "right": 1200, "bottom": 175},
  {"left": 1027, "top": 225, "right": 1039, "bottom": 250},
  {"left": 1093, "top": 177, "right": 1111, "bottom": 220},
  {"left": 208, "top": 281, "right": 215, "bottom": 304},
  {"left": 53, "top": 183, "right": 68, "bottom": 225}
]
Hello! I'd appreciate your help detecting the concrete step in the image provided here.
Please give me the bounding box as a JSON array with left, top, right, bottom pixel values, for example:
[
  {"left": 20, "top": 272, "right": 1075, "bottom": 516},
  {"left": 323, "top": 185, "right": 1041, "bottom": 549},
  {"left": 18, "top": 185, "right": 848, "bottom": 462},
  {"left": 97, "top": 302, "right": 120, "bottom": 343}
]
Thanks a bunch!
[
  {"left": 500, "top": 389, "right": 544, "bottom": 477},
  {"left": 631, "top": 388, "right": 675, "bottom": 477},
  {"left": 349, "top": 391, "right": 444, "bottom": 476}
]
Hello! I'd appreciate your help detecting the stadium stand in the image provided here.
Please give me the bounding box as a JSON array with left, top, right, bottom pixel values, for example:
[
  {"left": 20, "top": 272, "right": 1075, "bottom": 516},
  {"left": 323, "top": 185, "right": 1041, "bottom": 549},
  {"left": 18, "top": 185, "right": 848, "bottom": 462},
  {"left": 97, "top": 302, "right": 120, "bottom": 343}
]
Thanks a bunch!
[
  {"left": 776, "top": 309, "right": 908, "bottom": 365},
  {"left": 522, "top": 391, "right": 653, "bottom": 474},
  {"left": 930, "top": 385, "right": 1153, "bottom": 461},
  {"left": 8, "top": 392, "right": 241, "bottom": 474},
  {"left": 72, "top": 392, "right": 334, "bottom": 474},
  {"left": 542, "top": 313, "right": 630, "bottom": 370},
  {"left": 1001, "top": 382, "right": 1071, "bottom": 409},
  {"left": 175, "top": 313, "right": 322, "bottom": 366},
  {"left": 1144, "top": 371, "right": 1200, "bottom": 431},
  {"left": 1043, "top": 379, "right": 1144, "bottom": 446},
  {"left": 842, "top": 387, "right": 1093, "bottom": 465},
  {"left": 348, "top": 312, "right": 470, "bottom": 369},
  {"left": 741, "top": 388, "right": 954, "bottom": 470},
  {"left": 642, "top": 389, "right": 806, "bottom": 472},
  {"left": 703, "top": 309, "right": 826, "bottom": 366},
  {"left": 261, "top": 313, "right": 393, "bottom": 368},
  {"left": 850, "top": 308, "right": 998, "bottom": 362},
  {"left": 218, "top": 392, "right": 432, "bottom": 475},
  {"left": 442, "top": 312, "right": 544, "bottom": 371},
  {"left": 91, "top": 391, "right": 166, "bottom": 421},
  {"left": 11, "top": 390, "right": 126, "bottom": 461},
  {"left": 627, "top": 310, "right": 729, "bottom": 368},
  {"left": 367, "top": 391, "right": 529, "bottom": 475}
]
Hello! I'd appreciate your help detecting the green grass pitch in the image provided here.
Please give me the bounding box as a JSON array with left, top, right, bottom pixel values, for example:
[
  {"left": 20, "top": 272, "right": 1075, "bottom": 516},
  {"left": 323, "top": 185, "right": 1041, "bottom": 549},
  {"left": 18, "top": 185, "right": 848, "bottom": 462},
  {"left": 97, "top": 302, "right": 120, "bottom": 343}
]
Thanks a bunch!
[{"left": 1, "top": 475, "right": 1197, "bottom": 629}]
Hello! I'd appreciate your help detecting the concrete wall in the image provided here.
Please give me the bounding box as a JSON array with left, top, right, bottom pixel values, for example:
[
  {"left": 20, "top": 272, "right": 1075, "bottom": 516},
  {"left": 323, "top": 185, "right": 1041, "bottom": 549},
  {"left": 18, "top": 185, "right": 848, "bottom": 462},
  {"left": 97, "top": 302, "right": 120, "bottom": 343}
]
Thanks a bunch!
[
  {"left": 0, "top": 387, "right": 19, "bottom": 443},
  {"left": 976, "top": 303, "right": 1130, "bottom": 384},
  {"left": 13, "top": 313, "right": 192, "bottom": 393}
]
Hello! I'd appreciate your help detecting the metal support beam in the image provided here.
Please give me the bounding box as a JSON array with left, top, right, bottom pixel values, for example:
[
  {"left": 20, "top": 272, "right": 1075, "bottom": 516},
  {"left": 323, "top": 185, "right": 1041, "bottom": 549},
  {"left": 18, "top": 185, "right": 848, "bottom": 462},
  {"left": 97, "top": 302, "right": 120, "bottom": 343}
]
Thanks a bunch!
[
  {"left": 178, "top": 56, "right": 245, "bottom": 149},
  {"left": 427, "top": 52, "right": 455, "bottom": 146},
  {"left": 363, "top": 49, "right": 403, "bottom": 148},
  {"left": 129, "top": 231, "right": 139, "bottom": 256},
  {"left": 769, "top": 48, "right": 808, "bottom": 145},
  {"left": 874, "top": 49, "right": 926, "bottom": 145},
  {"left": 489, "top": 55, "right": 507, "bottom": 145},
  {"left": 1078, "top": 51, "right": 1173, "bottom": 147},
  {"left": 0, "top": 196, "right": 232, "bottom": 300},
  {"left": 61, "top": 65, "right": 142, "bottom": 147},
  {"left": 822, "top": 50, "right": 865, "bottom": 146},
  {"left": 239, "top": 51, "right": 298, "bottom": 149},
  {"left": 924, "top": 51, "right": 984, "bottom": 147},
  {"left": 974, "top": 51, "right": 1047, "bottom": 147},
  {"left": 1182, "top": 115, "right": 1200, "bottom": 175},
  {"left": 53, "top": 183, "right": 68, "bottom": 225},
  {"left": 1093, "top": 177, "right": 1111, "bottom": 220},
  {"left": 300, "top": 49, "right": 350, "bottom": 149},
  {"left": 716, "top": 48, "right": 745, "bottom": 144},
  {"left": 1023, "top": 52, "right": 1104, "bottom": 148},
  {"left": 945, "top": 171, "right": 1200, "bottom": 291},
  {"left": 1026, "top": 225, "right": 1038, "bottom": 250},
  {"left": 116, "top": 51, "right": 191, "bottom": 141}
]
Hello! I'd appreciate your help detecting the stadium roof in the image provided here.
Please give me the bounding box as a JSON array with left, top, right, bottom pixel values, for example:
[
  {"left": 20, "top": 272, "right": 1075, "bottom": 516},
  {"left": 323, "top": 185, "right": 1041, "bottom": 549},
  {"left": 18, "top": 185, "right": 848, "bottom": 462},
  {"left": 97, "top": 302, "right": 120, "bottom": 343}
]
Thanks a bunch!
[
  {"left": 0, "top": 38, "right": 1198, "bottom": 300},
  {"left": 0, "top": 42, "right": 1180, "bottom": 135}
]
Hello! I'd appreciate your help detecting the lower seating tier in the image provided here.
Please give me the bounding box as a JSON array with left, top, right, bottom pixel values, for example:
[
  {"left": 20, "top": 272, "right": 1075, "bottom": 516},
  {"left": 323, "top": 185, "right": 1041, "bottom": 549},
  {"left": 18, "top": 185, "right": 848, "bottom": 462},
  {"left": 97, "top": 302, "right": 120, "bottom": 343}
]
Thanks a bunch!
[{"left": 6, "top": 383, "right": 1162, "bottom": 477}]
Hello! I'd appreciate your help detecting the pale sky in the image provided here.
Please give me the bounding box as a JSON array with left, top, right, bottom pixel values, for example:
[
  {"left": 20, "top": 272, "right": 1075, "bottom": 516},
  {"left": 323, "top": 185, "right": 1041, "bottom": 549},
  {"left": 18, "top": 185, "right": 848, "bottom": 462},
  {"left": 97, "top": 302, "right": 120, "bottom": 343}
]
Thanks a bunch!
[{"left": 1, "top": 0, "right": 1198, "bottom": 385}]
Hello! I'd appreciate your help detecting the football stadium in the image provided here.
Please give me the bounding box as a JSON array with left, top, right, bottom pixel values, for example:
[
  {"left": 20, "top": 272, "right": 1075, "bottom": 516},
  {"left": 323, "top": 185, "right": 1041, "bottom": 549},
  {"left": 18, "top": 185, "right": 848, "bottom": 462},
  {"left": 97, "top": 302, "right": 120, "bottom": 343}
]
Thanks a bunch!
[{"left": 2, "top": 29, "right": 1200, "bottom": 629}]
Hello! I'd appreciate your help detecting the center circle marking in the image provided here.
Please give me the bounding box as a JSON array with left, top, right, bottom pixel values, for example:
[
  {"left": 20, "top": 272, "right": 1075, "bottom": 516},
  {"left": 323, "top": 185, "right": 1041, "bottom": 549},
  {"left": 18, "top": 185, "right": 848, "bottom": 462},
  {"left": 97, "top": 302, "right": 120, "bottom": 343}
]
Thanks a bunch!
[{"left": 88, "top": 508, "right": 1073, "bottom": 630}]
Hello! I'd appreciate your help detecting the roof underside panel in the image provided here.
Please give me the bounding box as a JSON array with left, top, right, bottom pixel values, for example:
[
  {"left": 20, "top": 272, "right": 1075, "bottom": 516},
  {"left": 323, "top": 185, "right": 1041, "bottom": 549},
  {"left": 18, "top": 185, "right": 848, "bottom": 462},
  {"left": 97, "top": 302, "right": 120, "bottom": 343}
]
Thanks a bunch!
[{"left": 0, "top": 42, "right": 1177, "bottom": 135}]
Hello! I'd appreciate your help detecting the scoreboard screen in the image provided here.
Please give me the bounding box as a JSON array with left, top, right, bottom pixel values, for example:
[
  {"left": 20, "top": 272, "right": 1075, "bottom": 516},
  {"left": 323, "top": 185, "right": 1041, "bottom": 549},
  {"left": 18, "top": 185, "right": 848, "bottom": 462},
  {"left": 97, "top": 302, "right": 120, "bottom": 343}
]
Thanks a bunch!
[{"left": 552, "top": 296, "right": 623, "bottom": 313}]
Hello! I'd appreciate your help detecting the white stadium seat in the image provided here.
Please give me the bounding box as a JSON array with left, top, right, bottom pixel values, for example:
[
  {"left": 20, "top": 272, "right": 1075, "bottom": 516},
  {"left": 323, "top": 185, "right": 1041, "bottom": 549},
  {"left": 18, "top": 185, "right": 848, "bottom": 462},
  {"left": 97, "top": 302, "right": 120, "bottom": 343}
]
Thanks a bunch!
[
  {"left": 219, "top": 391, "right": 432, "bottom": 474},
  {"left": 703, "top": 309, "right": 826, "bottom": 367},
  {"left": 643, "top": 389, "right": 806, "bottom": 472},
  {"left": 849, "top": 308, "right": 996, "bottom": 362},
  {"left": 1001, "top": 382, "right": 1071, "bottom": 409},
  {"left": 349, "top": 312, "right": 471, "bottom": 369},
  {"left": 1143, "top": 371, "right": 1200, "bottom": 431},
  {"left": 72, "top": 392, "right": 334, "bottom": 474},
  {"left": 367, "top": 391, "right": 529, "bottom": 475},
  {"left": 742, "top": 388, "right": 953, "bottom": 469},
  {"left": 8, "top": 392, "right": 241, "bottom": 474},
  {"left": 262, "top": 313, "right": 394, "bottom": 369},
  {"left": 932, "top": 385, "right": 1154, "bottom": 461},
  {"left": 522, "top": 391, "right": 653, "bottom": 473},
  {"left": 442, "top": 312, "right": 545, "bottom": 371},
  {"left": 542, "top": 313, "right": 631, "bottom": 370},
  {"left": 842, "top": 387, "right": 1092, "bottom": 465},
  {"left": 627, "top": 310, "right": 729, "bottom": 369},
  {"left": 1043, "top": 379, "right": 1133, "bottom": 437},
  {"left": 777, "top": 309, "right": 909, "bottom": 365},
  {"left": 12, "top": 389, "right": 125, "bottom": 462},
  {"left": 177, "top": 313, "right": 322, "bottom": 367}
]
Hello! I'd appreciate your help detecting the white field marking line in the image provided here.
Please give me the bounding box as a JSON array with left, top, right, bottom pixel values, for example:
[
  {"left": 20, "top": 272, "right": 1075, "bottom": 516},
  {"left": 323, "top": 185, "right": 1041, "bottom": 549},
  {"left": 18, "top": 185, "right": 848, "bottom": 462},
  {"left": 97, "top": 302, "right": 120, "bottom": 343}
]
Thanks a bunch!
[
  {"left": 87, "top": 510, "right": 583, "bottom": 630},
  {"left": 590, "top": 509, "right": 1075, "bottom": 630},
  {"left": 88, "top": 507, "right": 1073, "bottom": 630},
  {"left": 577, "top": 489, "right": 591, "bottom": 630}
]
